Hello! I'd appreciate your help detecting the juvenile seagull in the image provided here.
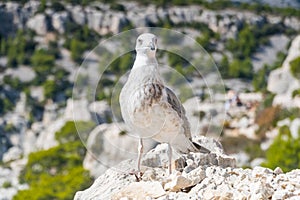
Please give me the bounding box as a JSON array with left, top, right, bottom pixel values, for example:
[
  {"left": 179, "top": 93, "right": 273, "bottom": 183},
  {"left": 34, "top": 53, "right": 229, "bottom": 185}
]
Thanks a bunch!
[{"left": 119, "top": 33, "right": 209, "bottom": 179}]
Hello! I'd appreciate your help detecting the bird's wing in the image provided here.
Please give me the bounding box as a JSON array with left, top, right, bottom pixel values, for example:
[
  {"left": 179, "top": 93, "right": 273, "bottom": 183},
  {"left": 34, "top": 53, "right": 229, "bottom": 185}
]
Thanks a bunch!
[{"left": 165, "top": 87, "right": 192, "bottom": 140}]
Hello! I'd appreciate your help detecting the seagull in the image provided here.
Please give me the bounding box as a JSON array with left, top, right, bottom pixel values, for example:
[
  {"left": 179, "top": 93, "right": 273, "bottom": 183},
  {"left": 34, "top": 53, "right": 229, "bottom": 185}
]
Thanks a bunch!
[{"left": 119, "top": 33, "right": 210, "bottom": 180}]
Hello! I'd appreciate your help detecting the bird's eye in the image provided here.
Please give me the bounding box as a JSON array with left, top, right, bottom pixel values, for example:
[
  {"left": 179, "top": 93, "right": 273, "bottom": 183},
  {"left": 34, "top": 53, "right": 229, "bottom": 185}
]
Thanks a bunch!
[
  {"left": 154, "top": 38, "right": 157, "bottom": 44},
  {"left": 138, "top": 39, "right": 143, "bottom": 45}
]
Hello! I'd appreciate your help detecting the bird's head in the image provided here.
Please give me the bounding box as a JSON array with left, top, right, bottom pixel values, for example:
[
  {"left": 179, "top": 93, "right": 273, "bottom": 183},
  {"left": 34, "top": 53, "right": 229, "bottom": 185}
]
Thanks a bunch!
[{"left": 135, "top": 33, "right": 157, "bottom": 58}]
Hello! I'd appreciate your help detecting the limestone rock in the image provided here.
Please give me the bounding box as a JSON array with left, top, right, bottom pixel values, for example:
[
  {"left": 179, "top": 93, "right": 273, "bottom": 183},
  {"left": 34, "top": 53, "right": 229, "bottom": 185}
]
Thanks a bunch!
[
  {"left": 2, "top": 146, "right": 22, "bottom": 163},
  {"left": 64, "top": 98, "right": 92, "bottom": 122},
  {"left": 88, "top": 101, "right": 112, "bottom": 124},
  {"left": 112, "top": 181, "right": 166, "bottom": 199},
  {"left": 75, "top": 158, "right": 300, "bottom": 200},
  {"left": 70, "top": 5, "right": 86, "bottom": 25},
  {"left": 51, "top": 11, "right": 69, "bottom": 34},
  {"left": 35, "top": 118, "right": 65, "bottom": 150},
  {"left": 267, "top": 35, "right": 300, "bottom": 108},
  {"left": 26, "top": 14, "right": 49, "bottom": 35},
  {"left": 164, "top": 175, "right": 193, "bottom": 192}
]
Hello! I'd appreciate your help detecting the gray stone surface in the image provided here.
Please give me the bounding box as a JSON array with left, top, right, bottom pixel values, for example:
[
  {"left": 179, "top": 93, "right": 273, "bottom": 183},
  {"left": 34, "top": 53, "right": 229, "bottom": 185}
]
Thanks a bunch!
[
  {"left": 268, "top": 35, "right": 300, "bottom": 108},
  {"left": 26, "top": 14, "right": 49, "bottom": 35},
  {"left": 74, "top": 140, "right": 300, "bottom": 200}
]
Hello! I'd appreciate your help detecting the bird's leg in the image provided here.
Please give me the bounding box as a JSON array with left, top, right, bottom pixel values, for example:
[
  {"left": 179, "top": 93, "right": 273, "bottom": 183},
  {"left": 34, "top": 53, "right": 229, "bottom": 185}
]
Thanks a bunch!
[
  {"left": 130, "top": 138, "right": 144, "bottom": 181},
  {"left": 167, "top": 143, "right": 172, "bottom": 175},
  {"left": 136, "top": 138, "right": 144, "bottom": 180}
]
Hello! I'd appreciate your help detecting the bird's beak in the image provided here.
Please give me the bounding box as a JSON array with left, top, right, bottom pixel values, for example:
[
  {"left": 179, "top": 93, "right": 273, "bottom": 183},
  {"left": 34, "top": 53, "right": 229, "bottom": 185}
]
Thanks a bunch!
[{"left": 150, "top": 42, "right": 155, "bottom": 51}]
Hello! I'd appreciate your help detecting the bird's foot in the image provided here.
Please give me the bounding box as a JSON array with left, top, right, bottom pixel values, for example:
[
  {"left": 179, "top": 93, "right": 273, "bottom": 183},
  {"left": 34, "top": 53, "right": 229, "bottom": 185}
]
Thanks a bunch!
[{"left": 129, "top": 170, "right": 144, "bottom": 182}]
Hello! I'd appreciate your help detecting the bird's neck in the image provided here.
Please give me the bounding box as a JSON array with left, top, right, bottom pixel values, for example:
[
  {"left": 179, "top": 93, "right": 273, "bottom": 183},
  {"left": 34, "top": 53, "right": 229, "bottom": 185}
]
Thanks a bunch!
[{"left": 133, "top": 53, "right": 158, "bottom": 69}]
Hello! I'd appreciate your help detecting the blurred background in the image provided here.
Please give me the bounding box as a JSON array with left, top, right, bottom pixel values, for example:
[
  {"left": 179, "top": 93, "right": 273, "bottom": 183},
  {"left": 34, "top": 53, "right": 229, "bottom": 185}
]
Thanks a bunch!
[{"left": 0, "top": 0, "right": 300, "bottom": 199}]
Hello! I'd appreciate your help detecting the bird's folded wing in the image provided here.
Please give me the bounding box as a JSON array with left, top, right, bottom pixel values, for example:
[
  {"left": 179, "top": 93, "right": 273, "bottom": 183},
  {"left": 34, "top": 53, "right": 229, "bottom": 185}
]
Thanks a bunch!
[{"left": 165, "top": 87, "right": 192, "bottom": 139}]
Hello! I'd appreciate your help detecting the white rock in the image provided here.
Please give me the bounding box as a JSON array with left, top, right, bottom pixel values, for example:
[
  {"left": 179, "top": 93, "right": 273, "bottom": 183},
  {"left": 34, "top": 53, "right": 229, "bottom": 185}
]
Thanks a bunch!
[
  {"left": 52, "top": 11, "right": 69, "bottom": 34},
  {"left": 88, "top": 101, "right": 112, "bottom": 124},
  {"left": 112, "top": 181, "right": 166, "bottom": 199},
  {"left": 26, "top": 14, "right": 48, "bottom": 35},
  {"left": 36, "top": 118, "right": 65, "bottom": 150},
  {"left": 70, "top": 5, "right": 86, "bottom": 25},
  {"left": 268, "top": 35, "right": 300, "bottom": 108},
  {"left": 2, "top": 147, "right": 22, "bottom": 163},
  {"left": 290, "top": 118, "right": 300, "bottom": 139},
  {"left": 164, "top": 175, "right": 193, "bottom": 192},
  {"left": 64, "top": 98, "right": 92, "bottom": 122}
]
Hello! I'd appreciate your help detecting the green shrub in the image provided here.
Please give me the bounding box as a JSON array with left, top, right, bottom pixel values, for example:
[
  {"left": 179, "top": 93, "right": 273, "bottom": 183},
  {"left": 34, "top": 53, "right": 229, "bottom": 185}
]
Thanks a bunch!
[
  {"left": 14, "top": 166, "right": 91, "bottom": 200},
  {"left": 262, "top": 125, "right": 300, "bottom": 172},
  {"left": 0, "top": 97, "right": 14, "bottom": 114},
  {"left": 290, "top": 56, "right": 300, "bottom": 79},
  {"left": 43, "top": 80, "right": 57, "bottom": 99},
  {"left": 55, "top": 121, "right": 95, "bottom": 143},
  {"left": 31, "top": 49, "right": 55, "bottom": 77},
  {"left": 2, "top": 181, "right": 12, "bottom": 188},
  {"left": 219, "top": 55, "right": 230, "bottom": 78},
  {"left": 292, "top": 89, "right": 300, "bottom": 98},
  {"left": 70, "top": 39, "right": 87, "bottom": 64},
  {"left": 4, "top": 123, "right": 16, "bottom": 133},
  {"left": 228, "top": 58, "right": 253, "bottom": 79},
  {"left": 15, "top": 121, "right": 94, "bottom": 199}
]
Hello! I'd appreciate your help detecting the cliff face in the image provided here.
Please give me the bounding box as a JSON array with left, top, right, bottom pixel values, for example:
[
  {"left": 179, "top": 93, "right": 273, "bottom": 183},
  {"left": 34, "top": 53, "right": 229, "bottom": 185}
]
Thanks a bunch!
[
  {"left": 74, "top": 137, "right": 300, "bottom": 200},
  {"left": 1, "top": 1, "right": 300, "bottom": 38},
  {"left": 267, "top": 35, "right": 300, "bottom": 108}
]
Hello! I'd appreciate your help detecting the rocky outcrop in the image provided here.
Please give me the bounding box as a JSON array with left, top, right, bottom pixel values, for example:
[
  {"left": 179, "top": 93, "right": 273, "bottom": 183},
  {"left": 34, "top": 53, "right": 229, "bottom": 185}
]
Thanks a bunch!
[
  {"left": 26, "top": 13, "right": 49, "bottom": 35},
  {"left": 1, "top": 1, "right": 300, "bottom": 37},
  {"left": 65, "top": 99, "right": 92, "bottom": 122},
  {"left": 74, "top": 137, "right": 300, "bottom": 199},
  {"left": 267, "top": 35, "right": 300, "bottom": 108}
]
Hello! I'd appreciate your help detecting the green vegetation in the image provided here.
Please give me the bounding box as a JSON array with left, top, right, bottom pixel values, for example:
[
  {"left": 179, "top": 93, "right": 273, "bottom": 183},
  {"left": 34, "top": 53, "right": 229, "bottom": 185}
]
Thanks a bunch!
[
  {"left": 0, "top": 30, "right": 36, "bottom": 68},
  {"left": 2, "top": 181, "right": 12, "bottom": 188},
  {"left": 107, "top": 52, "right": 134, "bottom": 74},
  {"left": 141, "top": 0, "right": 300, "bottom": 18},
  {"left": 55, "top": 121, "right": 95, "bottom": 143},
  {"left": 14, "top": 121, "right": 94, "bottom": 200},
  {"left": 30, "top": 47, "right": 71, "bottom": 101},
  {"left": 255, "top": 104, "right": 300, "bottom": 139},
  {"left": 219, "top": 55, "right": 253, "bottom": 79},
  {"left": 64, "top": 24, "right": 99, "bottom": 63},
  {"left": 3, "top": 75, "right": 25, "bottom": 91},
  {"left": 262, "top": 125, "right": 300, "bottom": 172},
  {"left": 70, "top": 38, "right": 87, "bottom": 63},
  {"left": 292, "top": 89, "right": 300, "bottom": 98},
  {"left": 31, "top": 49, "right": 55, "bottom": 79},
  {"left": 0, "top": 85, "right": 15, "bottom": 115},
  {"left": 290, "top": 56, "right": 300, "bottom": 79},
  {"left": 4, "top": 123, "right": 17, "bottom": 133}
]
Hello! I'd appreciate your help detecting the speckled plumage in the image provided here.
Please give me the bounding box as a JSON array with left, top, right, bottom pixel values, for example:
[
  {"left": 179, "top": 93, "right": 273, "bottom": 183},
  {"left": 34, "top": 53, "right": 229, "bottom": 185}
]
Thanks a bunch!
[{"left": 119, "top": 33, "right": 209, "bottom": 177}]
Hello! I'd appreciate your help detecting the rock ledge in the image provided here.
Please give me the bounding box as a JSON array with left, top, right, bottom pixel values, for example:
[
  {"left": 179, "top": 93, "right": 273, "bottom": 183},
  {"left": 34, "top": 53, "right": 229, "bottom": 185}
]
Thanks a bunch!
[{"left": 74, "top": 137, "right": 300, "bottom": 200}]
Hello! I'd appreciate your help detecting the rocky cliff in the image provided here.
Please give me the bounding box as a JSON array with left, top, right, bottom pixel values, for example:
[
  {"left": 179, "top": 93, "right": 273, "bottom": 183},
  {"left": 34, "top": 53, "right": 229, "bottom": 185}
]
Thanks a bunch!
[
  {"left": 1, "top": 1, "right": 300, "bottom": 38},
  {"left": 74, "top": 137, "right": 300, "bottom": 200}
]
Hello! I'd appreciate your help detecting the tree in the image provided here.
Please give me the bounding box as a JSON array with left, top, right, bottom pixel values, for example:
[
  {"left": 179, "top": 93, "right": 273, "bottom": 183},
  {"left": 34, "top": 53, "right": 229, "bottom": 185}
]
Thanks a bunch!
[
  {"left": 43, "top": 80, "right": 56, "bottom": 100},
  {"left": 262, "top": 125, "right": 300, "bottom": 172},
  {"left": 253, "top": 65, "right": 267, "bottom": 91},
  {"left": 14, "top": 121, "right": 94, "bottom": 200},
  {"left": 70, "top": 39, "right": 86, "bottom": 63},
  {"left": 219, "top": 55, "right": 230, "bottom": 78},
  {"left": 31, "top": 49, "right": 55, "bottom": 78},
  {"left": 228, "top": 58, "right": 253, "bottom": 79}
]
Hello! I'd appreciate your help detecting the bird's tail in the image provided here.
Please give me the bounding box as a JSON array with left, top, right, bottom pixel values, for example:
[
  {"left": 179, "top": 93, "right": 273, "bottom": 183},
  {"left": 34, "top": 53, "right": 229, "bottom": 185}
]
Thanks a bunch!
[
  {"left": 191, "top": 141, "right": 210, "bottom": 154},
  {"left": 173, "top": 138, "right": 210, "bottom": 154}
]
